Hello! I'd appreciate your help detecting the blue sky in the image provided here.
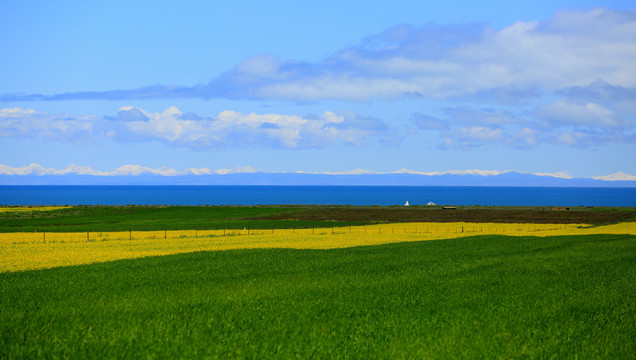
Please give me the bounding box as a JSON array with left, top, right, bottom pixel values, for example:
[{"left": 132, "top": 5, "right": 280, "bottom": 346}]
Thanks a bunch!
[{"left": 1, "top": 0, "right": 635, "bottom": 179}]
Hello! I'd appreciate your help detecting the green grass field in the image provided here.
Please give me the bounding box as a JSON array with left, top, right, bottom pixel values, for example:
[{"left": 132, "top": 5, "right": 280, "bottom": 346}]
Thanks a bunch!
[
  {"left": 2, "top": 205, "right": 634, "bottom": 232},
  {"left": 0, "top": 205, "right": 369, "bottom": 233},
  {"left": 2, "top": 234, "right": 635, "bottom": 358}
]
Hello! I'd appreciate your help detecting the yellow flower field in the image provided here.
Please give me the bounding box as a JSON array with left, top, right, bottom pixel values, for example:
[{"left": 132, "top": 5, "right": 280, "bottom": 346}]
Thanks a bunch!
[{"left": 1, "top": 222, "right": 635, "bottom": 273}]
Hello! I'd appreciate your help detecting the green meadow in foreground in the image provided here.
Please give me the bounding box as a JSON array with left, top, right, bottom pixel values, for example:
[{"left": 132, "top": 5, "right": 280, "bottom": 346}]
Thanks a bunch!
[{"left": 1, "top": 234, "right": 635, "bottom": 358}]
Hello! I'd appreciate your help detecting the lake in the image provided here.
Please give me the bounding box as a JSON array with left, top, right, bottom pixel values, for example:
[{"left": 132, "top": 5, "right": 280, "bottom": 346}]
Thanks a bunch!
[{"left": 1, "top": 185, "right": 635, "bottom": 206}]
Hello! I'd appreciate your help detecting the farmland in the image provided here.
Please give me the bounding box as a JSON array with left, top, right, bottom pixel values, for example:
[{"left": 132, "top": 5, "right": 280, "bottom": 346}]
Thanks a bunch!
[
  {"left": 2, "top": 233, "right": 635, "bottom": 358},
  {"left": 1, "top": 204, "right": 634, "bottom": 233},
  {"left": 1, "top": 205, "right": 635, "bottom": 358},
  {"left": 2, "top": 221, "right": 636, "bottom": 273}
]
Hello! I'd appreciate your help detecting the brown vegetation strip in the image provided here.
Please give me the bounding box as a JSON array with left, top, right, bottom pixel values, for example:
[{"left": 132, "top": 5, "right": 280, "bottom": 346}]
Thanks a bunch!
[{"left": 250, "top": 207, "right": 636, "bottom": 224}]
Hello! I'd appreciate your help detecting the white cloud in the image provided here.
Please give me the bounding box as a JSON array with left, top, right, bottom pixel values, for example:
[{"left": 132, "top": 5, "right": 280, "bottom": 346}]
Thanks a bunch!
[
  {"left": 443, "top": 107, "right": 519, "bottom": 126},
  {"left": 0, "top": 164, "right": 256, "bottom": 176},
  {"left": 0, "top": 108, "right": 36, "bottom": 117},
  {"left": 323, "top": 168, "right": 379, "bottom": 175},
  {"left": 532, "top": 171, "right": 573, "bottom": 179},
  {"left": 202, "top": 8, "right": 636, "bottom": 102},
  {"left": 299, "top": 168, "right": 515, "bottom": 176},
  {"left": 0, "top": 163, "right": 49, "bottom": 175},
  {"left": 535, "top": 100, "right": 627, "bottom": 127},
  {"left": 401, "top": 169, "right": 513, "bottom": 176},
  {"left": 459, "top": 127, "right": 503, "bottom": 141},
  {"left": 0, "top": 106, "right": 392, "bottom": 150},
  {"left": 120, "top": 107, "right": 385, "bottom": 149},
  {"left": 593, "top": 172, "right": 636, "bottom": 181},
  {"left": 214, "top": 166, "right": 258, "bottom": 175},
  {"left": 392, "top": 169, "right": 578, "bottom": 179},
  {"left": 420, "top": 98, "right": 634, "bottom": 149},
  {"left": 8, "top": 8, "right": 632, "bottom": 105},
  {"left": 3, "top": 9, "right": 634, "bottom": 153},
  {"left": 441, "top": 126, "right": 503, "bottom": 148},
  {"left": 0, "top": 107, "right": 96, "bottom": 144},
  {"left": 507, "top": 128, "right": 537, "bottom": 148},
  {"left": 184, "top": 167, "right": 213, "bottom": 175}
]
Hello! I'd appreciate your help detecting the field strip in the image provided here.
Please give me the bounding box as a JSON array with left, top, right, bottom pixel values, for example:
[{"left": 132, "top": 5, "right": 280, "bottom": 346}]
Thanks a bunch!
[
  {"left": 0, "top": 206, "right": 72, "bottom": 213},
  {"left": 1, "top": 222, "right": 635, "bottom": 272}
]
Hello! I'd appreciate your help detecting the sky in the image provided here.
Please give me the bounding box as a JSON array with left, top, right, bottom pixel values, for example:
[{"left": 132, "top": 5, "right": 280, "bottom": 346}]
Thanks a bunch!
[{"left": 1, "top": 0, "right": 635, "bottom": 179}]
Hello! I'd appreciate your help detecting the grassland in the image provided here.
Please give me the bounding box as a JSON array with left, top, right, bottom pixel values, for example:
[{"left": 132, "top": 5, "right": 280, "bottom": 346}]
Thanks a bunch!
[
  {"left": 1, "top": 234, "right": 635, "bottom": 358},
  {"left": 3, "top": 221, "right": 635, "bottom": 272},
  {"left": 2, "top": 205, "right": 635, "bottom": 358},
  {"left": 0, "top": 206, "right": 72, "bottom": 213},
  {"left": 0, "top": 205, "right": 367, "bottom": 233},
  {"left": 1, "top": 204, "right": 635, "bottom": 233}
]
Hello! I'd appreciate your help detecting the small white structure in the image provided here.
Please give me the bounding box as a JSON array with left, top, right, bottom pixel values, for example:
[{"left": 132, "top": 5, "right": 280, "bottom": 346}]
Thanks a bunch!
[
  {"left": 404, "top": 200, "right": 410, "bottom": 206},
  {"left": 426, "top": 201, "right": 436, "bottom": 206}
]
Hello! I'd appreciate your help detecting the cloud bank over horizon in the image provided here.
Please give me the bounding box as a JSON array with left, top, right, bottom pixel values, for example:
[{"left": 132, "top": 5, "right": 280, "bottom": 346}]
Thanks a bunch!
[
  {"left": 1, "top": 106, "right": 392, "bottom": 150},
  {"left": 2, "top": 100, "right": 633, "bottom": 151}
]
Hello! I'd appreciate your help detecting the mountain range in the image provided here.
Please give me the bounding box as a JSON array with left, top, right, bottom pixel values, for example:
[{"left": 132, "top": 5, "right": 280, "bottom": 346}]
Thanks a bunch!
[{"left": 1, "top": 171, "right": 635, "bottom": 187}]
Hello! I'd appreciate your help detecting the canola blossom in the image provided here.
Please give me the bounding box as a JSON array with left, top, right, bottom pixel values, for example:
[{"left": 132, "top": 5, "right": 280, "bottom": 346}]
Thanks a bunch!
[{"left": 1, "top": 222, "right": 635, "bottom": 272}]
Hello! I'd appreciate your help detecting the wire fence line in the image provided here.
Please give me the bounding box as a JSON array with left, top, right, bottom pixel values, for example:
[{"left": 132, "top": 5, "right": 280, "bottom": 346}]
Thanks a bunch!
[{"left": 2, "top": 223, "right": 583, "bottom": 244}]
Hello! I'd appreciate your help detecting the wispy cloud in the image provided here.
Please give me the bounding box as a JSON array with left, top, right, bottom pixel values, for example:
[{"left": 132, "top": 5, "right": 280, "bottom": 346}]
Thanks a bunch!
[
  {"left": 0, "top": 107, "right": 97, "bottom": 144},
  {"left": 1, "top": 106, "right": 393, "bottom": 150},
  {"left": 2, "top": 9, "right": 635, "bottom": 151},
  {"left": 3, "top": 8, "right": 634, "bottom": 103},
  {"left": 414, "top": 99, "right": 635, "bottom": 149},
  {"left": 4, "top": 103, "right": 632, "bottom": 151},
  {"left": 535, "top": 100, "right": 628, "bottom": 127}
]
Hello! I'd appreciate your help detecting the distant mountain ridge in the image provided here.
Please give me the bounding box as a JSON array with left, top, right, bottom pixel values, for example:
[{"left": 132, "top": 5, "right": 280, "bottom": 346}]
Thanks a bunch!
[{"left": 1, "top": 171, "right": 635, "bottom": 187}]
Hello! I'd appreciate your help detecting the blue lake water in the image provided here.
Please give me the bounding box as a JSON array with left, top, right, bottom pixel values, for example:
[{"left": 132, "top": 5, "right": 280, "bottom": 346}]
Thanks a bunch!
[{"left": 1, "top": 185, "right": 635, "bottom": 206}]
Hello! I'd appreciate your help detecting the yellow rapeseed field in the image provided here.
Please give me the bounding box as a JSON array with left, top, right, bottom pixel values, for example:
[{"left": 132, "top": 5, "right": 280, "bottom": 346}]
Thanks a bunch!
[
  {"left": 0, "top": 206, "right": 72, "bottom": 213},
  {"left": 1, "top": 222, "right": 635, "bottom": 272}
]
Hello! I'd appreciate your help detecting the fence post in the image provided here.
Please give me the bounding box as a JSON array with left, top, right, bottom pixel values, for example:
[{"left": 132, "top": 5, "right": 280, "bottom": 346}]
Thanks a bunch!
[
  {"left": 165, "top": 229, "right": 167, "bottom": 239},
  {"left": 129, "top": 228, "right": 132, "bottom": 240},
  {"left": 43, "top": 232, "right": 46, "bottom": 243},
  {"left": 87, "top": 231, "right": 89, "bottom": 241}
]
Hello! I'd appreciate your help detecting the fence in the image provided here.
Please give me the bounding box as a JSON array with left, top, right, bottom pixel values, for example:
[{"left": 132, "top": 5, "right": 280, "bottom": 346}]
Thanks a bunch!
[{"left": 1, "top": 223, "right": 585, "bottom": 244}]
